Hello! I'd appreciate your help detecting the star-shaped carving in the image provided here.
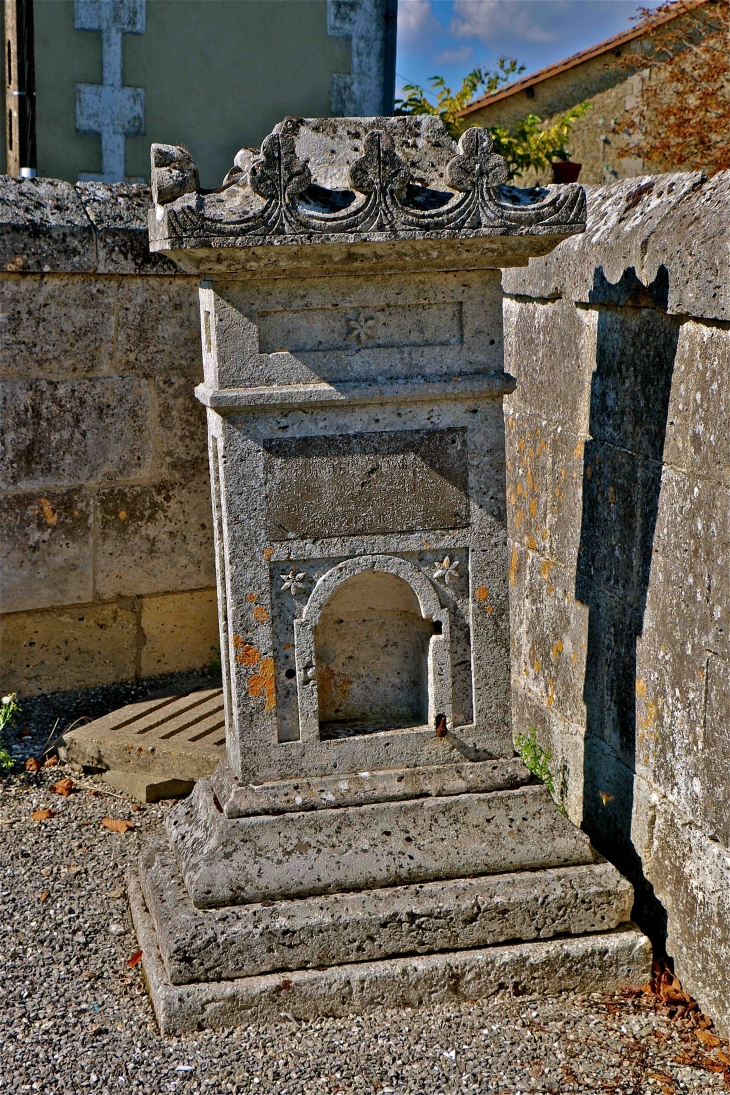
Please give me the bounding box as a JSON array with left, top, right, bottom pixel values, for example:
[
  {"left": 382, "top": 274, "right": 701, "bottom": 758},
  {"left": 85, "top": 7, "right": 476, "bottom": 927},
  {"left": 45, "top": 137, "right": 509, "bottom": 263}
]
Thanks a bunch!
[
  {"left": 346, "top": 311, "right": 376, "bottom": 344},
  {"left": 281, "top": 566, "right": 307, "bottom": 596},
  {"left": 433, "top": 556, "right": 460, "bottom": 584}
]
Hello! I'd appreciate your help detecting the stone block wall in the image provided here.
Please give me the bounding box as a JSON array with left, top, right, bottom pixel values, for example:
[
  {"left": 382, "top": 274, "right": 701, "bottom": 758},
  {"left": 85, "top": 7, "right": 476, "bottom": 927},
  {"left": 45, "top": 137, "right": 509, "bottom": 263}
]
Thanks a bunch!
[
  {"left": 502, "top": 170, "right": 730, "bottom": 1033},
  {"left": 0, "top": 177, "right": 218, "bottom": 697}
]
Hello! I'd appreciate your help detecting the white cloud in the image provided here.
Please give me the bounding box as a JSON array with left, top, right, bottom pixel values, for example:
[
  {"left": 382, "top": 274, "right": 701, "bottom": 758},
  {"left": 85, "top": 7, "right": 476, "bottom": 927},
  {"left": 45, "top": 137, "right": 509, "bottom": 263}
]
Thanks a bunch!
[
  {"left": 433, "top": 44, "right": 475, "bottom": 65},
  {"left": 450, "top": 0, "right": 570, "bottom": 45},
  {"left": 397, "top": 0, "right": 442, "bottom": 52}
]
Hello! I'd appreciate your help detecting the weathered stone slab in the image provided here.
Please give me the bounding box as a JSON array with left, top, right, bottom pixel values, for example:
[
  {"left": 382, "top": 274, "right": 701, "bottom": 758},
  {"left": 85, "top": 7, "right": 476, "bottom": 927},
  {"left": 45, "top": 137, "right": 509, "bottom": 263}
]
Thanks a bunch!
[
  {"left": 0, "top": 377, "right": 152, "bottom": 490},
  {"left": 213, "top": 755, "right": 533, "bottom": 818},
  {"left": 63, "top": 689, "right": 225, "bottom": 801},
  {"left": 140, "top": 833, "right": 634, "bottom": 984},
  {"left": 129, "top": 870, "right": 651, "bottom": 1036},
  {"left": 167, "top": 780, "right": 595, "bottom": 908}
]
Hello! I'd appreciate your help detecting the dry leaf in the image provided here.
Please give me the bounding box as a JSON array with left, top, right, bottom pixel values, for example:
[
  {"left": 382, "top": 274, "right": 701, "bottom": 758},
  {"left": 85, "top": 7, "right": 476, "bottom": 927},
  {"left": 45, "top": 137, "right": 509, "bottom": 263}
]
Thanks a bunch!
[
  {"left": 698, "top": 1030, "right": 722, "bottom": 1048},
  {"left": 101, "top": 817, "right": 134, "bottom": 833},
  {"left": 43, "top": 755, "right": 59, "bottom": 768},
  {"left": 717, "top": 1049, "right": 730, "bottom": 1065},
  {"left": 131, "top": 804, "right": 141, "bottom": 813},
  {"left": 39, "top": 890, "right": 50, "bottom": 901},
  {"left": 87, "top": 788, "right": 101, "bottom": 797},
  {"left": 32, "top": 808, "right": 54, "bottom": 821},
  {"left": 24, "top": 757, "right": 41, "bottom": 772},
  {"left": 701, "top": 1057, "right": 725, "bottom": 1073},
  {"left": 127, "top": 949, "right": 143, "bottom": 967},
  {"left": 598, "top": 790, "right": 614, "bottom": 806},
  {"left": 51, "top": 778, "right": 74, "bottom": 797}
]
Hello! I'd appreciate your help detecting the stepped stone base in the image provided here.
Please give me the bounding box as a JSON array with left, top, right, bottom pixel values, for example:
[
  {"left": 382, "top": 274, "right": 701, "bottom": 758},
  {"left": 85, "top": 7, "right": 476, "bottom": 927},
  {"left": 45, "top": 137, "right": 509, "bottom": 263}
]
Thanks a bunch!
[
  {"left": 140, "top": 834, "right": 634, "bottom": 984},
  {"left": 130, "top": 871, "right": 651, "bottom": 1036},
  {"left": 168, "top": 779, "right": 595, "bottom": 907}
]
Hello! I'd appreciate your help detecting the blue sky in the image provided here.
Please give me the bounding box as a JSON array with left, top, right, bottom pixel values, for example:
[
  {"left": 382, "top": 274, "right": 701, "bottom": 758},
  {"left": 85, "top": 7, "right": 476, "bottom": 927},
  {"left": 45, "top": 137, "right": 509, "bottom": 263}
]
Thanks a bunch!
[{"left": 395, "top": 0, "right": 666, "bottom": 103}]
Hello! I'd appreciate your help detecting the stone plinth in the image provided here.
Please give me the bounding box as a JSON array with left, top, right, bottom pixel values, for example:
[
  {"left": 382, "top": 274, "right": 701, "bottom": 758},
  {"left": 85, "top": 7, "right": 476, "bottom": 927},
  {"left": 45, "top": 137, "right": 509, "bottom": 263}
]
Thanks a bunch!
[{"left": 131, "top": 116, "right": 650, "bottom": 1034}]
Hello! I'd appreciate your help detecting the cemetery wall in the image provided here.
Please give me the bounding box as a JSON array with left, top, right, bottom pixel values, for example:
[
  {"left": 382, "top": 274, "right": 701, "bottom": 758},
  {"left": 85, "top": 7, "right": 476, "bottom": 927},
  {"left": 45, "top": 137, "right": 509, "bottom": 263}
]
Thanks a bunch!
[
  {"left": 0, "top": 177, "right": 218, "bottom": 697},
  {"left": 502, "top": 169, "right": 730, "bottom": 1033}
]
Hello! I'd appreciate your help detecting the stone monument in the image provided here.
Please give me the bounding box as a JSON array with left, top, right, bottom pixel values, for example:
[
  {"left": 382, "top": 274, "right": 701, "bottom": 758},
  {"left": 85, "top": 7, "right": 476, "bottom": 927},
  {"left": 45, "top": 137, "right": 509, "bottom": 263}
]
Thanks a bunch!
[{"left": 130, "top": 116, "right": 651, "bottom": 1034}]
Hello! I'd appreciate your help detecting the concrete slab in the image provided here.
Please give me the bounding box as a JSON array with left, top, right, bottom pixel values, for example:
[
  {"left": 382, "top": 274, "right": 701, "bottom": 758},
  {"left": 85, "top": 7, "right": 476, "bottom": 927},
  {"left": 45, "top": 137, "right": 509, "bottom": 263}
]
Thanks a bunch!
[
  {"left": 140, "top": 833, "right": 635, "bottom": 985},
  {"left": 129, "top": 870, "right": 651, "bottom": 1036},
  {"left": 168, "top": 779, "right": 596, "bottom": 908},
  {"left": 62, "top": 688, "right": 225, "bottom": 801}
]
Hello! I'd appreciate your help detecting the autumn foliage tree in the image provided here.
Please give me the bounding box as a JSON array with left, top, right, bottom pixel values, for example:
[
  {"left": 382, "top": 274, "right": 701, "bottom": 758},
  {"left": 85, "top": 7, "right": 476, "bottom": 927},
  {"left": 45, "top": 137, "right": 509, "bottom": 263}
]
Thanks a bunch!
[{"left": 615, "top": 0, "right": 729, "bottom": 174}]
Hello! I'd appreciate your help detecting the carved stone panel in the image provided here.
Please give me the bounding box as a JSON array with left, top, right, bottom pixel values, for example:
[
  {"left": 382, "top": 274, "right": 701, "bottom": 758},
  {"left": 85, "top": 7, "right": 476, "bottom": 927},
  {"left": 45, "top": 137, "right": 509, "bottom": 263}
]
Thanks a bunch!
[{"left": 264, "top": 428, "right": 469, "bottom": 540}]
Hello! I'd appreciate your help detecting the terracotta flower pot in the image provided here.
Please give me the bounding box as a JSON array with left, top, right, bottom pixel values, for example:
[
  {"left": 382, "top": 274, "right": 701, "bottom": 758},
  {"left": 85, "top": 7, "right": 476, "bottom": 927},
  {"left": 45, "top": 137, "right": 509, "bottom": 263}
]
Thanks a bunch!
[{"left": 552, "top": 161, "right": 582, "bottom": 183}]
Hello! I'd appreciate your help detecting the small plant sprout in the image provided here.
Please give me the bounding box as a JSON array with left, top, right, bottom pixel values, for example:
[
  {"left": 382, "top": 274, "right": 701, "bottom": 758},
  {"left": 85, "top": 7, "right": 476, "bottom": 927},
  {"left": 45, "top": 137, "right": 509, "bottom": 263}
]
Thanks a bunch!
[
  {"left": 515, "top": 726, "right": 566, "bottom": 813},
  {"left": 0, "top": 692, "right": 20, "bottom": 769}
]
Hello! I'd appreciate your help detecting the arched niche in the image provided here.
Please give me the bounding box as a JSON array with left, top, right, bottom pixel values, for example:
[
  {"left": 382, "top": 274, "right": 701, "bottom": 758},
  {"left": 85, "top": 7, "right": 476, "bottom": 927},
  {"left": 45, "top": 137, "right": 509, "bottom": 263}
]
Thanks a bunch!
[{"left": 293, "top": 555, "right": 453, "bottom": 743}]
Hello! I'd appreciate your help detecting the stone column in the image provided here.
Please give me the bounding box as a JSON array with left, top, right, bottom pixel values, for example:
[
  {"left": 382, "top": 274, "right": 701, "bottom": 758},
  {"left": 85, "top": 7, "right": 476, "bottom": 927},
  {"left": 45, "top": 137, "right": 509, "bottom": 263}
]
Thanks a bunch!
[{"left": 131, "top": 116, "right": 651, "bottom": 1034}]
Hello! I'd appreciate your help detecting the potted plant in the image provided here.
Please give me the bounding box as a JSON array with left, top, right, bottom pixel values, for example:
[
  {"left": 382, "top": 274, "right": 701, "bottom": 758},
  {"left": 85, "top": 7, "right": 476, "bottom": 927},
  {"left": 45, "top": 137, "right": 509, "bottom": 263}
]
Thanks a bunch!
[{"left": 551, "top": 149, "right": 582, "bottom": 184}]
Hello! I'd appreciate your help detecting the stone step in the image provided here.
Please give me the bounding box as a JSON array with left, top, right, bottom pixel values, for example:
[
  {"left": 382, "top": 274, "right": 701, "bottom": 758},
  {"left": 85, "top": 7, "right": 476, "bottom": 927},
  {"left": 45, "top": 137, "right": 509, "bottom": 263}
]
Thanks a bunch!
[
  {"left": 129, "top": 870, "right": 651, "bottom": 1037},
  {"left": 213, "top": 755, "right": 534, "bottom": 818},
  {"left": 140, "top": 833, "right": 634, "bottom": 985},
  {"left": 167, "top": 779, "right": 595, "bottom": 908}
]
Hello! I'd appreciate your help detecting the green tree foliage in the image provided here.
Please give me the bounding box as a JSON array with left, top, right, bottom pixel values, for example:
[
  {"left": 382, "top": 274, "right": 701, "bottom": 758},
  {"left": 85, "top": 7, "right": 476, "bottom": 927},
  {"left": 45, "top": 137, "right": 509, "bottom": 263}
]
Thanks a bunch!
[
  {"left": 395, "top": 59, "right": 525, "bottom": 138},
  {"left": 396, "top": 64, "right": 591, "bottom": 180}
]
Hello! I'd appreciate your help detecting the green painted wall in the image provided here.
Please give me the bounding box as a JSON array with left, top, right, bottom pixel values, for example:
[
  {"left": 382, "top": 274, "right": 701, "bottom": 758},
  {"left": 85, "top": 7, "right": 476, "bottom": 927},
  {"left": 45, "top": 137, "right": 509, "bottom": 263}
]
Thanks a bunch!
[{"left": 30, "top": 0, "right": 351, "bottom": 187}]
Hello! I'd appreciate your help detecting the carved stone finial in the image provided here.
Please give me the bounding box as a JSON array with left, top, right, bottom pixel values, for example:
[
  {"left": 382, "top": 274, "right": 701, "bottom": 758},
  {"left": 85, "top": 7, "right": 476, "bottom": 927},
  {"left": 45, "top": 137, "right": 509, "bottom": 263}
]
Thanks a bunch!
[
  {"left": 349, "top": 130, "right": 412, "bottom": 198},
  {"left": 446, "top": 128, "right": 509, "bottom": 192},
  {"left": 150, "top": 143, "right": 199, "bottom": 206},
  {"left": 248, "top": 133, "right": 312, "bottom": 203}
]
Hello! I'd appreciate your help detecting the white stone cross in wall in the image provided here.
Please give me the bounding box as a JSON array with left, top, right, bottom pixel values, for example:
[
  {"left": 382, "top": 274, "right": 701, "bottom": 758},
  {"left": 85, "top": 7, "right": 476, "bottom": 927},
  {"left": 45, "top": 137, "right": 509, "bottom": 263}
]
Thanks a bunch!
[{"left": 74, "top": 0, "right": 146, "bottom": 183}]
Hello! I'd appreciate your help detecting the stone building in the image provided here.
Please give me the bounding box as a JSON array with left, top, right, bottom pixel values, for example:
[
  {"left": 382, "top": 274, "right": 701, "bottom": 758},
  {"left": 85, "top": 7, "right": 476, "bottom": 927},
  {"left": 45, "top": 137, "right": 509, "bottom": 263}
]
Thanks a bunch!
[
  {"left": 459, "top": 0, "right": 728, "bottom": 185},
  {"left": 2, "top": 0, "right": 397, "bottom": 185}
]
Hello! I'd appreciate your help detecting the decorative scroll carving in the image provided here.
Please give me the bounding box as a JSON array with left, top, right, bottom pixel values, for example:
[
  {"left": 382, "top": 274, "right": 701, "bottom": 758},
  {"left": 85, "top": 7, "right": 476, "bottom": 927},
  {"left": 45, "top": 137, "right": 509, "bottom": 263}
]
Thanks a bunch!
[{"left": 151, "top": 122, "right": 586, "bottom": 245}]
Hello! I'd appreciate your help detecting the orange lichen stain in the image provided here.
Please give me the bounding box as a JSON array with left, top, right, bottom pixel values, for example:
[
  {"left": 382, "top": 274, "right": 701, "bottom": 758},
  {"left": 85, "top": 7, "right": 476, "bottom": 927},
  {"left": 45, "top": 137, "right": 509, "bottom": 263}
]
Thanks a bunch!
[
  {"left": 547, "top": 679, "right": 555, "bottom": 708},
  {"left": 551, "top": 640, "right": 564, "bottom": 661},
  {"left": 245, "top": 592, "right": 259, "bottom": 603},
  {"left": 508, "top": 416, "right": 517, "bottom": 429},
  {"left": 506, "top": 459, "right": 512, "bottom": 472},
  {"left": 527, "top": 471, "right": 534, "bottom": 490},
  {"left": 236, "top": 643, "right": 261, "bottom": 667},
  {"left": 529, "top": 498, "right": 537, "bottom": 518},
  {"left": 541, "top": 528, "right": 549, "bottom": 542},
  {"left": 535, "top": 659, "right": 541, "bottom": 673},
  {"left": 516, "top": 483, "right": 523, "bottom": 496},
  {"left": 509, "top": 544, "right": 519, "bottom": 586},
  {"left": 643, "top": 700, "right": 658, "bottom": 728},
  {"left": 39, "top": 498, "right": 58, "bottom": 526},
  {"left": 253, "top": 605, "right": 269, "bottom": 623},
  {"left": 514, "top": 509, "right": 523, "bottom": 527},
  {"left": 608, "top": 486, "right": 616, "bottom": 505},
  {"left": 249, "top": 656, "right": 276, "bottom": 711},
  {"left": 586, "top": 466, "right": 593, "bottom": 481},
  {"left": 635, "top": 678, "right": 647, "bottom": 698},
  {"left": 541, "top": 560, "right": 554, "bottom": 581},
  {"left": 555, "top": 486, "right": 564, "bottom": 501},
  {"left": 262, "top": 547, "right": 274, "bottom": 561},
  {"left": 486, "top": 605, "right": 494, "bottom": 614},
  {"left": 573, "top": 440, "right": 584, "bottom": 461},
  {"left": 509, "top": 490, "right": 517, "bottom": 507},
  {"left": 571, "top": 652, "right": 578, "bottom": 663},
  {"left": 526, "top": 535, "right": 537, "bottom": 551},
  {"left": 317, "top": 664, "right": 353, "bottom": 713},
  {"left": 547, "top": 585, "right": 554, "bottom": 594},
  {"left": 284, "top": 642, "right": 292, "bottom": 650},
  {"left": 117, "top": 509, "right": 127, "bottom": 522},
  {"left": 518, "top": 438, "right": 525, "bottom": 453},
  {"left": 476, "top": 586, "right": 489, "bottom": 601},
  {"left": 560, "top": 468, "right": 566, "bottom": 483},
  {"left": 535, "top": 427, "right": 541, "bottom": 437}
]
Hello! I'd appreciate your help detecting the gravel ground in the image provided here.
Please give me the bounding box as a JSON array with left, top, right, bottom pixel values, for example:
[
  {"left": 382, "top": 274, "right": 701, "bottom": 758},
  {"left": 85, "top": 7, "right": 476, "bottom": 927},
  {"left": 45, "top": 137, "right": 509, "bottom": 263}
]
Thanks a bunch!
[{"left": 2, "top": 764, "right": 729, "bottom": 1095}]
